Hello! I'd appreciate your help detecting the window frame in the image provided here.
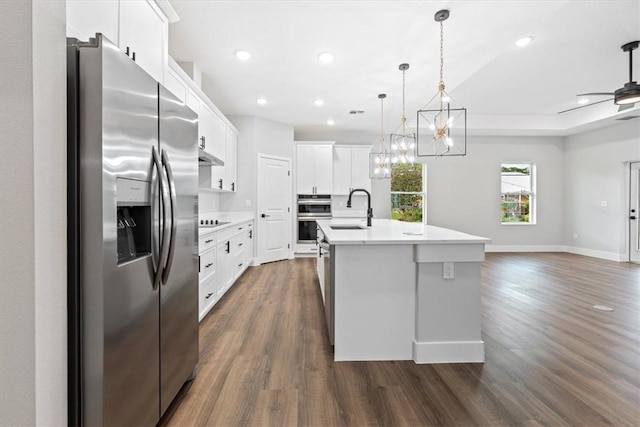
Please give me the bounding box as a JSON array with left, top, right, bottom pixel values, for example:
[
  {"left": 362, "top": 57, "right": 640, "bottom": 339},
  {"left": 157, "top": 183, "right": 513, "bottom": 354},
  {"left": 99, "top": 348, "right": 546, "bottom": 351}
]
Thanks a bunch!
[
  {"left": 500, "top": 162, "right": 536, "bottom": 225},
  {"left": 390, "top": 164, "right": 426, "bottom": 223}
]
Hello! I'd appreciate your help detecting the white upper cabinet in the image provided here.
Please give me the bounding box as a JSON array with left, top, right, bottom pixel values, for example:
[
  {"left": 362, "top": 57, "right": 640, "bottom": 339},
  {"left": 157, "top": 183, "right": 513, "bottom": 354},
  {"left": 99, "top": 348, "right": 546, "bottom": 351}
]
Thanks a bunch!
[
  {"left": 296, "top": 145, "right": 316, "bottom": 195},
  {"left": 350, "top": 147, "right": 372, "bottom": 191},
  {"left": 67, "top": 0, "right": 168, "bottom": 83},
  {"left": 208, "top": 113, "right": 227, "bottom": 162},
  {"left": 314, "top": 145, "right": 333, "bottom": 194},
  {"left": 164, "top": 65, "right": 188, "bottom": 103},
  {"left": 224, "top": 128, "right": 238, "bottom": 192},
  {"left": 295, "top": 143, "right": 333, "bottom": 195},
  {"left": 332, "top": 145, "right": 371, "bottom": 195}
]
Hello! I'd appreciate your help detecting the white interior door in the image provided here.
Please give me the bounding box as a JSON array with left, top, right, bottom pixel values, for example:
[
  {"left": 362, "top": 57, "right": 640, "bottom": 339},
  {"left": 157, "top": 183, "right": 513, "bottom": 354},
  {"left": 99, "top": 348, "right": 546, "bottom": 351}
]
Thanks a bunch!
[
  {"left": 630, "top": 162, "right": 640, "bottom": 263},
  {"left": 258, "top": 154, "right": 292, "bottom": 264}
]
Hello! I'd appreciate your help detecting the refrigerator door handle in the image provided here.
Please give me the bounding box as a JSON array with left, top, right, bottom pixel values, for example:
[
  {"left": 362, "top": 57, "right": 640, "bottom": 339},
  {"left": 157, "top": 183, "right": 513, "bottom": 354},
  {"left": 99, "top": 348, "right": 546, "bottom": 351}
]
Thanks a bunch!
[
  {"left": 153, "top": 146, "right": 170, "bottom": 290},
  {"left": 160, "top": 149, "right": 177, "bottom": 284}
]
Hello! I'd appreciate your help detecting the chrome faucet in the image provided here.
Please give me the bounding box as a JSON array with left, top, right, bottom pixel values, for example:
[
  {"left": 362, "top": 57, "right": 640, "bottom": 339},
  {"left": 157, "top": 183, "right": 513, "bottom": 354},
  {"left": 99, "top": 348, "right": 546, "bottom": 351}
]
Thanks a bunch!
[{"left": 347, "top": 188, "right": 373, "bottom": 227}]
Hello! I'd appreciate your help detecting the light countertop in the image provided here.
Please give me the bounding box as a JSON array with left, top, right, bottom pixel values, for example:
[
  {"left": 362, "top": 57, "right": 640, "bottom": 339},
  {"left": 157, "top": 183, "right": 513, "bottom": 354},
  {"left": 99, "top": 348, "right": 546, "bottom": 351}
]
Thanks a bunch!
[
  {"left": 198, "top": 211, "right": 254, "bottom": 237},
  {"left": 317, "top": 218, "right": 491, "bottom": 245}
]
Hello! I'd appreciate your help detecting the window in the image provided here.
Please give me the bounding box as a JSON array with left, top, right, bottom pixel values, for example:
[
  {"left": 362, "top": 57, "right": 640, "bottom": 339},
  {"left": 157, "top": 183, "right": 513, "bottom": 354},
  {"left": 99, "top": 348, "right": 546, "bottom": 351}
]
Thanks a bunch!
[
  {"left": 391, "top": 163, "right": 424, "bottom": 222},
  {"left": 501, "top": 163, "right": 535, "bottom": 224}
]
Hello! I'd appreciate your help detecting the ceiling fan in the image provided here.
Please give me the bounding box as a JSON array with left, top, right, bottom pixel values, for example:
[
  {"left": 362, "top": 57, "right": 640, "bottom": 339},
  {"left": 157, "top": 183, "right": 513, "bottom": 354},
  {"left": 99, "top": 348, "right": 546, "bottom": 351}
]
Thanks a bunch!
[{"left": 558, "top": 40, "right": 640, "bottom": 114}]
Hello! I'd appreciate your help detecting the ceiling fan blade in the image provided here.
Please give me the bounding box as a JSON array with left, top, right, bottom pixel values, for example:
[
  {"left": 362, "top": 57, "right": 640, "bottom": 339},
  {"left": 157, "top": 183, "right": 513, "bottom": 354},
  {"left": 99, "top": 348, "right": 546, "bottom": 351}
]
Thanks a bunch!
[
  {"left": 577, "top": 92, "right": 615, "bottom": 96},
  {"left": 618, "top": 103, "right": 635, "bottom": 112},
  {"left": 557, "top": 98, "right": 614, "bottom": 114}
]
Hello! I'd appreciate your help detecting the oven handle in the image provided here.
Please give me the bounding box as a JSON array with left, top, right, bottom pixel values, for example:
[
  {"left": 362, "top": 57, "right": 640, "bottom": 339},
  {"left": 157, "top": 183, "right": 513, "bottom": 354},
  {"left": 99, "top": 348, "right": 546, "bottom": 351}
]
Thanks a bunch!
[
  {"left": 298, "top": 216, "right": 331, "bottom": 221},
  {"left": 297, "top": 200, "right": 332, "bottom": 205}
]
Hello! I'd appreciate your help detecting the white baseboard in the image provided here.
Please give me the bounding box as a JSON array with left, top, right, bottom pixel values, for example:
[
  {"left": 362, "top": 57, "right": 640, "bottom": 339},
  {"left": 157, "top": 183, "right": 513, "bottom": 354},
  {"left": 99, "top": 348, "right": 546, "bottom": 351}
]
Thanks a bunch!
[
  {"left": 485, "top": 244, "right": 565, "bottom": 252},
  {"left": 564, "top": 246, "right": 624, "bottom": 262},
  {"left": 486, "top": 244, "right": 625, "bottom": 262},
  {"left": 412, "top": 340, "right": 485, "bottom": 364}
]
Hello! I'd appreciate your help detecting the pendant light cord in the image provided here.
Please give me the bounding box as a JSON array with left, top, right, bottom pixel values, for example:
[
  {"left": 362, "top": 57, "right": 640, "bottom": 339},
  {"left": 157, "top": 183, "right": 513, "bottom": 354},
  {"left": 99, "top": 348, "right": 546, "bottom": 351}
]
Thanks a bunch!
[
  {"left": 379, "top": 95, "right": 385, "bottom": 151},
  {"left": 401, "top": 68, "right": 406, "bottom": 133},
  {"left": 439, "top": 19, "right": 445, "bottom": 110}
]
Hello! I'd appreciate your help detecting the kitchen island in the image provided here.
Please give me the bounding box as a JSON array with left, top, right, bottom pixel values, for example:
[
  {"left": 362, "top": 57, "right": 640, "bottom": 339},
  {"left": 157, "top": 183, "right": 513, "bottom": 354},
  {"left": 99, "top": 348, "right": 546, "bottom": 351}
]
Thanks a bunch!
[{"left": 316, "top": 218, "right": 490, "bottom": 364}]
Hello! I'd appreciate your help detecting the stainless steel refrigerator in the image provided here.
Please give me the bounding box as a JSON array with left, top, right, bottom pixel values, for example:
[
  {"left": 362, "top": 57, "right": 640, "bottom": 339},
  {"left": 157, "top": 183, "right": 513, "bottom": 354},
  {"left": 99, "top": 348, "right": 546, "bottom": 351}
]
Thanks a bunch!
[{"left": 67, "top": 34, "right": 199, "bottom": 426}]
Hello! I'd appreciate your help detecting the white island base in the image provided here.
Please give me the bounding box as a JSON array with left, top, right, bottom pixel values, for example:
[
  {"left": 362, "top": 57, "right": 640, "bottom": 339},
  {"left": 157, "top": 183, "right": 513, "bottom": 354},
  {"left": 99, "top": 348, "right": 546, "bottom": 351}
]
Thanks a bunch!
[{"left": 318, "top": 219, "right": 490, "bottom": 364}]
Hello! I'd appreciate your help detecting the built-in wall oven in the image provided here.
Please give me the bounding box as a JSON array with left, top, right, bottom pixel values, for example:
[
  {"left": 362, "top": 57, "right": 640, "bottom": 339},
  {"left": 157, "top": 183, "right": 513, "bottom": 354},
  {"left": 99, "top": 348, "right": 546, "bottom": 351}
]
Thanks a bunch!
[{"left": 297, "top": 194, "right": 331, "bottom": 243}]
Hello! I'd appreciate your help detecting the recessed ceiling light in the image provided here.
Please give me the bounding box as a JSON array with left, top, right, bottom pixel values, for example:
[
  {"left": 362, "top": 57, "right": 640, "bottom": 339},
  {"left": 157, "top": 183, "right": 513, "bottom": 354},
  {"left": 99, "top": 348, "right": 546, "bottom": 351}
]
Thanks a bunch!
[
  {"left": 314, "top": 99, "right": 325, "bottom": 106},
  {"left": 256, "top": 98, "right": 267, "bottom": 105},
  {"left": 235, "top": 50, "right": 251, "bottom": 61},
  {"left": 326, "top": 119, "right": 335, "bottom": 125},
  {"left": 577, "top": 98, "right": 590, "bottom": 105},
  {"left": 515, "top": 36, "right": 533, "bottom": 47},
  {"left": 318, "top": 52, "right": 334, "bottom": 63}
]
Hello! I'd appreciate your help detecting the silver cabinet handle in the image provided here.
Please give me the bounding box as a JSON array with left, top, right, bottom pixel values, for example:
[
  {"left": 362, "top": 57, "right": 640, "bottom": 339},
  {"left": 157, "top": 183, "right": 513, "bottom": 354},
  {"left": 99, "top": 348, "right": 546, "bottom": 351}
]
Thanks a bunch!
[{"left": 161, "top": 149, "right": 177, "bottom": 285}]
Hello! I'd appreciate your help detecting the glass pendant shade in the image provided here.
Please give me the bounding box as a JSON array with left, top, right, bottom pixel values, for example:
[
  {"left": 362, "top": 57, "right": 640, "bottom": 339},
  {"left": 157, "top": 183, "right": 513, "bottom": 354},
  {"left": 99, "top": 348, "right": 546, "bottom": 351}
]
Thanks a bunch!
[
  {"left": 390, "top": 132, "right": 417, "bottom": 164},
  {"left": 416, "top": 9, "right": 467, "bottom": 158},
  {"left": 369, "top": 93, "right": 392, "bottom": 179},
  {"left": 369, "top": 151, "right": 392, "bottom": 179},
  {"left": 391, "top": 63, "right": 417, "bottom": 165},
  {"left": 417, "top": 101, "right": 466, "bottom": 157}
]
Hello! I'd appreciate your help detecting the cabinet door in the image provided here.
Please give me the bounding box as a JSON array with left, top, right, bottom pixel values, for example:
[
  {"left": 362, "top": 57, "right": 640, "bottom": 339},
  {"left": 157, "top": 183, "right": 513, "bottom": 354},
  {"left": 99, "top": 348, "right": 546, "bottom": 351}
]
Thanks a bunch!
[
  {"left": 164, "top": 66, "right": 188, "bottom": 103},
  {"left": 332, "top": 146, "right": 352, "bottom": 195},
  {"left": 314, "top": 145, "right": 333, "bottom": 194},
  {"left": 296, "top": 145, "right": 315, "bottom": 194},
  {"left": 215, "top": 243, "right": 228, "bottom": 298},
  {"left": 350, "top": 147, "right": 372, "bottom": 192},
  {"left": 119, "top": 0, "right": 165, "bottom": 83},
  {"left": 66, "top": 0, "right": 119, "bottom": 45},
  {"left": 207, "top": 112, "right": 226, "bottom": 161},
  {"left": 245, "top": 225, "right": 254, "bottom": 266},
  {"left": 224, "top": 128, "right": 237, "bottom": 192}
]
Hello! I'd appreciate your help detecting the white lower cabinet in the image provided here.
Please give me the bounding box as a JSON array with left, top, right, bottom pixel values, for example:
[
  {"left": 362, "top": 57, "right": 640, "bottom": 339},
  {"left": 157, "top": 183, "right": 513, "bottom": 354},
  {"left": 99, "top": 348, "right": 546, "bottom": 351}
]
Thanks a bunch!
[{"left": 198, "top": 220, "right": 254, "bottom": 321}]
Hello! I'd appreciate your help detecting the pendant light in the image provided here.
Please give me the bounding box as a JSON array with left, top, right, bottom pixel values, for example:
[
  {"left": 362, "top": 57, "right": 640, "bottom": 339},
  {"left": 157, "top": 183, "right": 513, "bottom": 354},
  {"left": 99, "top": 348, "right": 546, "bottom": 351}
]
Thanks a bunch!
[
  {"left": 417, "top": 9, "right": 467, "bottom": 157},
  {"left": 369, "top": 94, "right": 391, "bottom": 179},
  {"left": 391, "top": 63, "right": 417, "bottom": 165}
]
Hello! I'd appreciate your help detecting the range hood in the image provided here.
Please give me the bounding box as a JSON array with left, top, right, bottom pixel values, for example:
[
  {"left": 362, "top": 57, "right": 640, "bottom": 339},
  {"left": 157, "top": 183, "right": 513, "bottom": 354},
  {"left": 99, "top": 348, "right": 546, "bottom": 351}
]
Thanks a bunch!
[{"left": 198, "top": 148, "right": 224, "bottom": 166}]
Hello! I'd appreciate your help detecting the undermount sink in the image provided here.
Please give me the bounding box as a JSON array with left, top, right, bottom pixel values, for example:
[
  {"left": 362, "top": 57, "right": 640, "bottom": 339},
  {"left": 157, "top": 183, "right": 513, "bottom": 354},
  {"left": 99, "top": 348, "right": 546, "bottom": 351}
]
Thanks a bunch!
[{"left": 330, "top": 224, "right": 367, "bottom": 230}]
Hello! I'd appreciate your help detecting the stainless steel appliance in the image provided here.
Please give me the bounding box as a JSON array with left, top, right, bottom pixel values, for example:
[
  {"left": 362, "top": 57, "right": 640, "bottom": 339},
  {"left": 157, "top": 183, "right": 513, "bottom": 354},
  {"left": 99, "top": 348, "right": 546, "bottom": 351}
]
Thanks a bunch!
[
  {"left": 67, "top": 34, "right": 198, "bottom": 426},
  {"left": 297, "top": 194, "right": 331, "bottom": 243}
]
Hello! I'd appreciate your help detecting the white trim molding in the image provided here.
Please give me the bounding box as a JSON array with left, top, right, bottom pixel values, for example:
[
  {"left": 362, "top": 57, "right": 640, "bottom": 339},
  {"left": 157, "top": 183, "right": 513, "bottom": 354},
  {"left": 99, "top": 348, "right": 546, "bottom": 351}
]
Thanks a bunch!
[
  {"left": 564, "top": 246, "right": 625, "bottom": 262},
  {"left": 413, "top": 340, "right": 485, "bottom": 364},
  {"left": 486, "top": 244, "right": 565, "bottom": 252}
]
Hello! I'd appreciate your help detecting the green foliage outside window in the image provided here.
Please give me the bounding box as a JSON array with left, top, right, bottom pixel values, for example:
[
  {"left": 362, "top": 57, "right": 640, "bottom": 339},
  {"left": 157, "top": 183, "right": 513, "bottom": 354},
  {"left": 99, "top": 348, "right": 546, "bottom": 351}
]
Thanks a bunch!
[{"left": 391, "top": 164, "right": 423, "bottom": 222}]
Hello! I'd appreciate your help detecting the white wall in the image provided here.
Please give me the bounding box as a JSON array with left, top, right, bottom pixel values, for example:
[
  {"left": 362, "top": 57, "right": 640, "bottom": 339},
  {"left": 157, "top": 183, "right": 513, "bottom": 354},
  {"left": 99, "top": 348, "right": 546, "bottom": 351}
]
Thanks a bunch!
[
  {"left": 425, "top": 136, "right": 565, "bottom": 248},
  {"left": 0, "top": 0, "right": 67, "bottom": 425},
  {"left": 564, "top": 120, "right": 640, "bottom": 260},
  {"left": 223, "top": 115, "right": 295, "bottom": 214}
]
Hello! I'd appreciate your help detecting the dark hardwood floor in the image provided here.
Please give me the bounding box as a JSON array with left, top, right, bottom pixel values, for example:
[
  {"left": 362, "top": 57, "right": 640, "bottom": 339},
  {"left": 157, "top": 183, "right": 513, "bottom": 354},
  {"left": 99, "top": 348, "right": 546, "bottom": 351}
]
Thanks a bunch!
[{"left": 161, "top": 253, "right": 640, "bottom": 426}]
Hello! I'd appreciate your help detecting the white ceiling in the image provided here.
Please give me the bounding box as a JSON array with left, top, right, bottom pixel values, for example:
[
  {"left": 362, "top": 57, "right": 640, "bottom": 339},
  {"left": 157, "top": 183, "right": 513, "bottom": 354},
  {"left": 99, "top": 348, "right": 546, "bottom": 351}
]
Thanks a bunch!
[{"left": 168, "top": 0, "right": 640, "bottom": 137}]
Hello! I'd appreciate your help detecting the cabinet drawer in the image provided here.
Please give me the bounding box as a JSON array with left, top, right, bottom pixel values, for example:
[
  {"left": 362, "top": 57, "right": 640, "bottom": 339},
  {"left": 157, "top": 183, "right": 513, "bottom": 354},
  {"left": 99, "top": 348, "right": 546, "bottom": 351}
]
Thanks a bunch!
[
  {"left": 217, "top": 227, "right": 234, "bottom": 242},
  {"left": 199, "top": 232, "right": 217, "bottom": 252},
  {"left": 199, "top": 248, "right": 216, "bottom": 282},
  {"left": 199, "top": 273, "right": 217, "bottom": 320}
]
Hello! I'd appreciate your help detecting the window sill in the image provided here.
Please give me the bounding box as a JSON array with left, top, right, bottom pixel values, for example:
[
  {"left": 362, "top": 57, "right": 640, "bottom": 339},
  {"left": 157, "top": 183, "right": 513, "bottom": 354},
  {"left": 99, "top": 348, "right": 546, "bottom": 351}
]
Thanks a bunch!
[{"left": 501, "top": 222, "right": 536, "bottom": 226}]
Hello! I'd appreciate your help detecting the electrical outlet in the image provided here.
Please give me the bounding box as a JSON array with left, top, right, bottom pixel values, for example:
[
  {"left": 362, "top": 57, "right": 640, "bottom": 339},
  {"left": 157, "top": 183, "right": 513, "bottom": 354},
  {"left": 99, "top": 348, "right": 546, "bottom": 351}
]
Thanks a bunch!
[
  {"left": 573, "top": 232, "right": 578, "bottom": 239},
  {"left": 245, "top": 199, "right": 251, "bottom": 208},
  {"left": 443, "top": 262, "right": 454, "bottom": 279}
]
